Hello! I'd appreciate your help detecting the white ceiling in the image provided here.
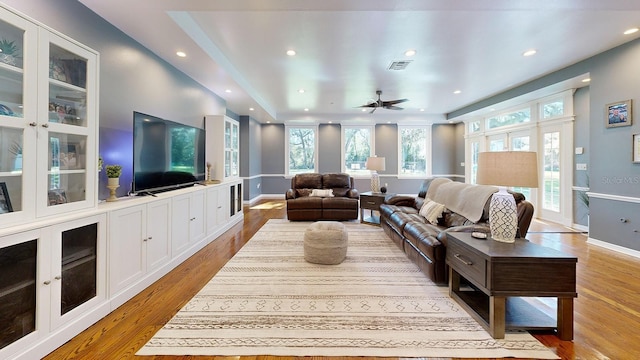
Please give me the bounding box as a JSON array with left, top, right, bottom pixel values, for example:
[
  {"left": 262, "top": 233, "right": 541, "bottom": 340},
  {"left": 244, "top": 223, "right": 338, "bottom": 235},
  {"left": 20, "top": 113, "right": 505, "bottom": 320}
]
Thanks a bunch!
[{"left": 78, "top": 0, "right": 640, "bottom": 124}]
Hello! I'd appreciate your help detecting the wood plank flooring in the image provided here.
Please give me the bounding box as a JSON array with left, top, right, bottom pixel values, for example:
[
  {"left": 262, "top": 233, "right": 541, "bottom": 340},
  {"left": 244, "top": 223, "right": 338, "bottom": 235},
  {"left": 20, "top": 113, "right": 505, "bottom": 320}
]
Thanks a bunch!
[{"left": 44, "top": 200, "right": 639, "bottom": 359}]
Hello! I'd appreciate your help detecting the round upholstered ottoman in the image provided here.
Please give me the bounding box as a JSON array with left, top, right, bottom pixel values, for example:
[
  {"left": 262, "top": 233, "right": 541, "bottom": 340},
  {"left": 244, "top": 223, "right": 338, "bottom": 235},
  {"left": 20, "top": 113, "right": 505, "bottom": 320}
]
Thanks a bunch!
[{"left": 304, "top": 221, "right": 348, "bottom": 265}]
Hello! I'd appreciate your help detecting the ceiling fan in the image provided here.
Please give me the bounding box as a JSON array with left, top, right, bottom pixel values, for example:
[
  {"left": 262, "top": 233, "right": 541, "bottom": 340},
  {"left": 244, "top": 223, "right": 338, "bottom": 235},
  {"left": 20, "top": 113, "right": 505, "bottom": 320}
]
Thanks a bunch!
[{"left": 358, "top": 90, "right": 408, "bottom": 113}]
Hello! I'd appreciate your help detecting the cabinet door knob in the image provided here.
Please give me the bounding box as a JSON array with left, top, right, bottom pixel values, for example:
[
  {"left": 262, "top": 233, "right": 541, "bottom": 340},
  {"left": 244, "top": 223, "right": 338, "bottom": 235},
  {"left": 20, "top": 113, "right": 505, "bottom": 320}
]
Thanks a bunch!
[
  {"left": 147, "top": 236, "right": 153, "bottom": 240},
  {"left": 29, "top": 122, "right": 37, "bottom": 127},
  {"left": 43, "top": 280, "right": 51, "bottom": 285},
  {"left": 41, "top": 123, "right": 49, "bottom": 128},
  {"left": 54, "top": 275, "right": 62, "bottom": 280},
  {"left": 143, "top": 237, "right": 147, "bottom": 242}
]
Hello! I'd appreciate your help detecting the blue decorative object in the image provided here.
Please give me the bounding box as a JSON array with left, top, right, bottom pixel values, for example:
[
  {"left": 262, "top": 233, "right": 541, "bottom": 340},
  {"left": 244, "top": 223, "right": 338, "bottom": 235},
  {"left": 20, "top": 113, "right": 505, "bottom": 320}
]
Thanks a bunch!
[{"left": 0, "top": 103, "right": 13, "bottom": 116}]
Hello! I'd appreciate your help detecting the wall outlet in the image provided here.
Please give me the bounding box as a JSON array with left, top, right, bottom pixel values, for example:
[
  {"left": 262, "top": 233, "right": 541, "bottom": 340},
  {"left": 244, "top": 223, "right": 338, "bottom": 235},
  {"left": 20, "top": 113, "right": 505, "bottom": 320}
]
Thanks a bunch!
[
  {"left": 575, "top": 147, "right": 584, "bottom": 155},
  {"left": 257, "top": 183, "right": 261, "bottom": 189},
  {"left": 576, "top": 163, "right": 587, "bottom": 170}
]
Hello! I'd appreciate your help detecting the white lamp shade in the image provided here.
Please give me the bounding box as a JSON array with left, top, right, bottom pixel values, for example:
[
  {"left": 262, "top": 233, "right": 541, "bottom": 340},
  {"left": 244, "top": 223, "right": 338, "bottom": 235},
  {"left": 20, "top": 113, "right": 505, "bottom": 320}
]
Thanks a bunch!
[
  {"left": 476, "top": 151, "right": 538, "bottom": 188},
  {"left": 365, "top": 156, "right": 386, "bottom": 171}
]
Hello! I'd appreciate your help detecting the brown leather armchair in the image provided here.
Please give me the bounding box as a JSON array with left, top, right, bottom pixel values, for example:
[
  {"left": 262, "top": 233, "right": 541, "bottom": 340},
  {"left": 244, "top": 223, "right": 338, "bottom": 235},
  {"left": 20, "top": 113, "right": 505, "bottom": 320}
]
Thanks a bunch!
[{"left": 286, "top": 173, "right": 360, "bottom": 221}]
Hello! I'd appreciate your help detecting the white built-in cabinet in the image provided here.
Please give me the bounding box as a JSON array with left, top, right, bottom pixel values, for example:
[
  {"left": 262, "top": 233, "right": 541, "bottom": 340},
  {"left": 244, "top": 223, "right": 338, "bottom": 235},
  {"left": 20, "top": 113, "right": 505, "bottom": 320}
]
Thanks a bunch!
[
  {"left": 0, "top": 5, "right": 244, "bottom": 360},
  {"left": 0, "top": 5, "right": 98, "bottom": 229},
  {"left": 0, "top": 213, "right": 108, "bottom": 360},
  {"left": 205, "top": 115, "right": 239, "bottom": 182},
  {"left": 171, "top": 189, "right": 206, "bottom": 256},
  {"left": 108, "top": 198, "right": 171, "bottom": 300}
]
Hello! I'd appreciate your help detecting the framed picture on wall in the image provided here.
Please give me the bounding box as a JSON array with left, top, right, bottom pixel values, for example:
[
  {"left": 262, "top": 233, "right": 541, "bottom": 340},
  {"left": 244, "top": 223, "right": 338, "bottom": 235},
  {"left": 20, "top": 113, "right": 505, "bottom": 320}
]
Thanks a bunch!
[
  {"left": 634, "top": 133, "right": 640, "bottom": 163},
  {"left": 0, "top": 182, "right": 13, "bottom": 214},
  {"left": 606, "top": 100, "right": 632, "bottom": 128}
]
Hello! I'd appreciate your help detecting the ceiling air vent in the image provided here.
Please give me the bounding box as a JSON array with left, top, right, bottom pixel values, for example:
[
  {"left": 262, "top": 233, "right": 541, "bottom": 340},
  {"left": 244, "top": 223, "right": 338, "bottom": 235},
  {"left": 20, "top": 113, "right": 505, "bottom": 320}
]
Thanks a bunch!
[{"left": 388, "top": 60, "right": 412, "bottom": 70}]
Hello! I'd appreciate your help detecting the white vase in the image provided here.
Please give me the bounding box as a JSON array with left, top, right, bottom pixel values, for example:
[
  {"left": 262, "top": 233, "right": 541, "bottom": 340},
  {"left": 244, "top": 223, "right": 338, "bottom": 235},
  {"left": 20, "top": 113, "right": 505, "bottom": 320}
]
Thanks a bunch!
[{"left": 107, "top": 177, "right": 119, "bottom": 187}]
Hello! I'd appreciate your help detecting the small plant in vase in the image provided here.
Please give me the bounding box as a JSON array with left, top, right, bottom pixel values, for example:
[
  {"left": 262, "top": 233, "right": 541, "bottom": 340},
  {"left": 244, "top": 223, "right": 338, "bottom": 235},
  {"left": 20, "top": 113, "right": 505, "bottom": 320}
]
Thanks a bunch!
[{"left": 105, "top": 164, "right": 122, "bottom": 201}]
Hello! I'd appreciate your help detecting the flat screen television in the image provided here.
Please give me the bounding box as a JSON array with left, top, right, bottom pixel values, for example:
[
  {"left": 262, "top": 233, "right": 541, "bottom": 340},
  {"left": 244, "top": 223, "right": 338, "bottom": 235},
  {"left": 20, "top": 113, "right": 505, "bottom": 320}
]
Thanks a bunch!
[{"left": 132, "top": 111, "right": 205, "bottom": 195}]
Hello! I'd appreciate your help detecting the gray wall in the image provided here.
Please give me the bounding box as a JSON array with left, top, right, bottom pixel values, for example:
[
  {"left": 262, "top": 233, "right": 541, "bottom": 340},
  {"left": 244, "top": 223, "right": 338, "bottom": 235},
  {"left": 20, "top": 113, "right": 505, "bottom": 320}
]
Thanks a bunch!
[
  {"left": 317, "top": 124, "right": 342, "bottom": 173},
  {"left": 239, "top": 115, "right": 262, "bottom": 200},
  {"left": 452, "top": 36, "right": 640, "bottom": 251},
  {"left": 573, "top": 87, "right": 590, "bottom": 226},
  {"left": 259, "top": 122, "right": 461, "bottom": 196},
  {"left": 5, "top": 0, "right": 227, "bottom": 199}
]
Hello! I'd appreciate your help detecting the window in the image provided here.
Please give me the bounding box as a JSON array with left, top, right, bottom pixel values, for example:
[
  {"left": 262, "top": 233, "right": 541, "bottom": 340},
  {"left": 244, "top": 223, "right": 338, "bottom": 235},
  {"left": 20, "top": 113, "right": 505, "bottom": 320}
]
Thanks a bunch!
[
  {"left": 399, "top": 126, "right": 428, "bottom": 177},
  {"left": 343, "top": 126, "right": 372, "bottom": 176},
  {"left": 286, "top": 126, "right": 317, "bottom": 175},
  {"left": 543, "top": 131, "right": 561, "bottom": 212},
  {"left": 468, "top": 121, "right": 481, "bottom": 134},
  {"left": 487, "top": 108, "right": 531, "bottom": 129},
  {"left": 543, "top": 100, "right": 564, "bottom": 118}
]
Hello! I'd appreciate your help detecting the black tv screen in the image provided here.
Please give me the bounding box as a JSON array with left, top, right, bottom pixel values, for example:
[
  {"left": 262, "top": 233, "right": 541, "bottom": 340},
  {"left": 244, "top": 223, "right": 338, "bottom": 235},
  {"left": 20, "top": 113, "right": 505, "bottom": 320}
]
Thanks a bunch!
[{"left": 132, "top": 111, "right": 205, "bottom": 194}]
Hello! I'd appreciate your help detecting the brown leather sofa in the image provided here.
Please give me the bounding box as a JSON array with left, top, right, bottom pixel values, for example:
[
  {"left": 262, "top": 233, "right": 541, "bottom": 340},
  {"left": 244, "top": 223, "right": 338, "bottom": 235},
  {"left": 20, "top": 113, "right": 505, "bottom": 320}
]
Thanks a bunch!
[
  {"left": 380, "top": 178, "right": 534, "bottom": 285},
  {"left": 286, "top": 173, "right": 360, "bottom": 221}
]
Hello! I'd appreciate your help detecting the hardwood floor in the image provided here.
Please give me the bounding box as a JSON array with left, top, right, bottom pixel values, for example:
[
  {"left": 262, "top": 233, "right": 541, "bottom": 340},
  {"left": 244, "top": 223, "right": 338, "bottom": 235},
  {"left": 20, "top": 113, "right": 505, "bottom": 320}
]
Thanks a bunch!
[{"left": 44, "top": 200, "right": 638, "bottom": 360}]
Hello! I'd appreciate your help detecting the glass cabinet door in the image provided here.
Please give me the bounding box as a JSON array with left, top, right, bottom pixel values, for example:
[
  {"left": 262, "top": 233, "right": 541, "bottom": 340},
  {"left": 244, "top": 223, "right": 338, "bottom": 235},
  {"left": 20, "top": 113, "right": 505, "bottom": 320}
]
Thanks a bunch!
[
  {"left": 0, "top": 238, "right": 37, "bottom": 350},
  {"left": 0, "top": 10, "right": 38, "bottom": 226},
  {"left": 37, "top": 31, "right": 97, "bottom": 217},
  {"left": 60, "top": 222, "right": 97, "bottom": 315}
]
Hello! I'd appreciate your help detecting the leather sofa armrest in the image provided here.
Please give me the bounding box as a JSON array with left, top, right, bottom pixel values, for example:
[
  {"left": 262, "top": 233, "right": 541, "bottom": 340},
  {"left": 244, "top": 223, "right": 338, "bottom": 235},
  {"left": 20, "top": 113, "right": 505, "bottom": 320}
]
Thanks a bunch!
[
  {"left": 347, "top": 189, "right": 360, "bottom": 199},
  {"left": 384, "top": 195, "right": 416, "bottom": 208},
  {"left": 285, "top": 189, "right": 296, "bottom": 200}
]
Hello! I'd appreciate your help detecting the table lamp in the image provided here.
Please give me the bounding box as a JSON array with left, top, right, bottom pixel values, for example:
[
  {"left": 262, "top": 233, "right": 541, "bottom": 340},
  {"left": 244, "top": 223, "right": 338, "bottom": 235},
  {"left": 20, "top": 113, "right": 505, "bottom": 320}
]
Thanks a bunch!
[
  {"left": 476, "top": 151, "right": 538, "bottom": 243},
  {"left": 365, "top": 156, "right": 385, "bottom": 193}
]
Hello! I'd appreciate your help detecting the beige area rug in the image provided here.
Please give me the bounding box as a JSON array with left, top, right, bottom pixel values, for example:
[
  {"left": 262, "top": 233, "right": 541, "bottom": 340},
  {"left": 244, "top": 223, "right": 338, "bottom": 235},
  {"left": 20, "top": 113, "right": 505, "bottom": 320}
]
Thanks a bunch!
[{"left": 137, "top": 219, "right": 558, "bottom": 359}]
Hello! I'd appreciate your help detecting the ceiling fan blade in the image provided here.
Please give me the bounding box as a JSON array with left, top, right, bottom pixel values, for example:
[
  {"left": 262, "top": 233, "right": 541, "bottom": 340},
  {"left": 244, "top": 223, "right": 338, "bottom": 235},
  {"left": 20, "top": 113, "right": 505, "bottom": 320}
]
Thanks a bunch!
[
  {"left": 370, "top": 107, "right": 377, "bottom": 114},
  {"left": 383, "top": 98, "right": 409, "bottom": 105},
  {"left": 384, "top": 105, "right": 404, "bottom": 110}
]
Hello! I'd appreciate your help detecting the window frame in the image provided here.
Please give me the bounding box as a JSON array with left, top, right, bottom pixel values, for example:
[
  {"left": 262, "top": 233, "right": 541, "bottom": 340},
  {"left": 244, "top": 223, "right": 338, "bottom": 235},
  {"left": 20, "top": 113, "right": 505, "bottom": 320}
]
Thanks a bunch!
[
  {"left": 285, "top": 125, "right": 318, "bottom": 176},
  {"left": 397, "top": 125, "right": 431, "bottom": 178},
  {"left": 341, "top": 125, "right": 374, "bottom": 177}
]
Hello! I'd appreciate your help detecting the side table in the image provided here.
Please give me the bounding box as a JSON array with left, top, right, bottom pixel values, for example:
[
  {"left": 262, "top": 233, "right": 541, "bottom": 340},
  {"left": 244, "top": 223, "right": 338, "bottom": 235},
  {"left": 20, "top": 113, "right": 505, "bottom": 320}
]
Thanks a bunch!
[
  {"left": 359, "top": 191, "right": 393, "bottom": 225},
  {"left": 445, "top": 232, "right": 577, "bottom": 340}
]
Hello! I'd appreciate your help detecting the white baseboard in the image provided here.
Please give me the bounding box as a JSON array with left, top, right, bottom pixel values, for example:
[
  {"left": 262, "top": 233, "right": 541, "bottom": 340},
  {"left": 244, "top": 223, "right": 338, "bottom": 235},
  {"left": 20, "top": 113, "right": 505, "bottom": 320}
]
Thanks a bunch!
[{"left": 587, "top": 237, "right": 640, "bottom": 259}]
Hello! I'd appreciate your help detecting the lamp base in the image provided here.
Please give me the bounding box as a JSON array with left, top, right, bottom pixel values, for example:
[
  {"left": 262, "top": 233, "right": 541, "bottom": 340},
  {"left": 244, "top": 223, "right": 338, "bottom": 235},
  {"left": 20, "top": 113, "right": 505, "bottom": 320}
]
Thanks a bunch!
[
  {"left": 489, "top": 187, "right": 518, "bottom": 243},
  {"left": 370, "top": 171, "right": 380, "bottom": 193}
]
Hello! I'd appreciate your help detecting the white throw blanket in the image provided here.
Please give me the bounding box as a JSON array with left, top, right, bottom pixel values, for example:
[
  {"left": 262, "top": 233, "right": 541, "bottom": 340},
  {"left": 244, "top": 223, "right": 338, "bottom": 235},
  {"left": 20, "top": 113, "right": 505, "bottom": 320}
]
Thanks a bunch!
[{"left": 427, "top": 179, "right": 497, "bottom": 223}]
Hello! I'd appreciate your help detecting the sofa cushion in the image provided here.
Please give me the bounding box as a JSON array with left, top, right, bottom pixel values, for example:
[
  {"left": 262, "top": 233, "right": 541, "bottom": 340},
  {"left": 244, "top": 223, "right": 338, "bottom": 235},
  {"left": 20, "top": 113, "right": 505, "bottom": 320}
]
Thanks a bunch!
[
  {"left": 294, "top": 173, "right": 323, "bottom": 189},
  {"left": 322, "top": 173, "right": 351, "bottom": 196},
  {"left": 388, "top": 212, "right": 425, "bottom": 235},
  {"left": 286, "top": 196, "right": 323, "bottom": 210},
  {"left": 322, "top": 197, "right": 358, "bottom": 210}
]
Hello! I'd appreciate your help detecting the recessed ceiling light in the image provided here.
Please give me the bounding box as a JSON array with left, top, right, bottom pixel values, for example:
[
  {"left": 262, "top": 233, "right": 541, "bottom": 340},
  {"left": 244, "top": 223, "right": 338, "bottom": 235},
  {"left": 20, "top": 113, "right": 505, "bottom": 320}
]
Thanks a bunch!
[
  {"left": 419, "top": 108, "right": 425, "bottom": 112},
  {"left": 304, "top": 108, "right": 309, "bottom": 112},
  {"left": 361, "top": 108, "right": 367, "bottom": 112},
  {"left": 582, "top": 78, "right": 591, "bottom": 83},
  {"left": 453, "top": 90, "right": 462, "bottom": 94},
  {"left": 329, "top": 121, "right": 333, "bottom": 124},
  {"left": 624, "top": 27, "right": 639, "bottom": 35},
  {"left": 523, "top": 49, "right": 537, "bottom": 57},
  {"left": 225, "top": 89, "right": 232, "bottom": 93},
  {"left": 176, "top": 51, "right": 186, "bottom": 57},
  {"left": 404, "top": 49, "right": 417, "bottom": 57},
  {"left": 298, "top": 89, "right": 305, "bottom": 93},
  {"left": 249, "top": 107, "right": 254, "bottom": 111},
  {"left": 286, "top": 49, "right": 296, "bottom": 56},
  {"left": 267, "top": 121, "right": 271, "bottom": 124}
]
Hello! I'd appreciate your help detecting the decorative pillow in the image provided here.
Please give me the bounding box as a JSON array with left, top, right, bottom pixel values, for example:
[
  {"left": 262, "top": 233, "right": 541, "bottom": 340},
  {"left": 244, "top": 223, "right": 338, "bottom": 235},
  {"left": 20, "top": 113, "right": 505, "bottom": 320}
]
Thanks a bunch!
[
  {"left": 419, "top": 198, "right": 446, "bottom": 225},
  {"left": 310, "top": 189, "right": 334, "bottom": 197}
]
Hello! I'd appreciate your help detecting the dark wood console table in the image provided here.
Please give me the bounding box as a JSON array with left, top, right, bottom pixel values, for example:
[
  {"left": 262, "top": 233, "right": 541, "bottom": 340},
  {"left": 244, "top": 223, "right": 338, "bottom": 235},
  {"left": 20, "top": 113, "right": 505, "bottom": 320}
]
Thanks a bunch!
[
  {"left": 359, "top": 191, "right": 393, "bottom": 225},
  {"left": 446, "top": 232, "right": 577, "bottom": 340}
]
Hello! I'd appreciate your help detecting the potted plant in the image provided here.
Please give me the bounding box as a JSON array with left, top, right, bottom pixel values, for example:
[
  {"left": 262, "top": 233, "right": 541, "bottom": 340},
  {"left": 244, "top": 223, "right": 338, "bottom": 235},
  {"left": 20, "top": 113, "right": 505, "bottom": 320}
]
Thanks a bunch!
[
  {"left": 0, "top": 38, "right": 20, "bottom": 66},
  {"left": 105, "top": 164, "right": 122, "bottom": 186}
]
